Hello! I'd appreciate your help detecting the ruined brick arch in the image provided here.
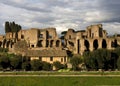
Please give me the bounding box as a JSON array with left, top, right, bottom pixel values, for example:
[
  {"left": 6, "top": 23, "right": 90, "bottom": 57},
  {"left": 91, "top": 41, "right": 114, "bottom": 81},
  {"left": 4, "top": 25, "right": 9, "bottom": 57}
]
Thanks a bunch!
[
  {"left": 37, "top": 40, "right": 43, "bottom": 47},
  {"left": 2, "top": 39, "right": 6, "bottom": 48},
  {"left": 50, "top": 40, "right": 54, "bottom": 47},
  {"left": 10, "top": 42, "right": 14, "bottom": 48},
  {"left": 84, "top": 39, "right": 90, "bottom": 51},
  {"left": 56, "top": 40, "right": 60, "bottom": 47},
  {"left": 46, "top": 40, "right": 49, "bottom": 47},
  {"left": 102, "top": 39, "right": 107, "bottom": 48},
  {"left": 111, "top": 39, "right": 118, "bottom": 48},
  {"left": 0, "top": 41, "right": 2, "bottom": 47},
  {"left": 6, "top": 41, "right": 10, "bottom": 48},
  {"left": 114, "top": 39, "right": 118, "bottom": 47},
  {"left": 93, "top": 39, "right": 98, "bottom": 50},
  {"left": 77, "top": 39, "right": 80, "bottom": 54}
]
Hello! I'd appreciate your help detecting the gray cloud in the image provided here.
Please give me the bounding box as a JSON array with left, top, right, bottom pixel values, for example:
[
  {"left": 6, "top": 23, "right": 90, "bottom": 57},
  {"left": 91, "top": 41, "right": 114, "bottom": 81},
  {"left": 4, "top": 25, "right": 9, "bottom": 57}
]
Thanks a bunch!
[
  {"left": 0, "top": 0, "right": 120, "bottom": 35},
  {"left": 97, "top": 0, "right": 120, "bottom": 23}
]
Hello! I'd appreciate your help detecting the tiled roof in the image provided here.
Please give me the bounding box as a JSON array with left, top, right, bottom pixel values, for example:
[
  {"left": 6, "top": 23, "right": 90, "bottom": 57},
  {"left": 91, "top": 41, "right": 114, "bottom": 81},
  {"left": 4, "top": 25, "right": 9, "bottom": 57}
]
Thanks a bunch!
[{"left": 26, "top": 50, "right": 67, "bottom": 57}]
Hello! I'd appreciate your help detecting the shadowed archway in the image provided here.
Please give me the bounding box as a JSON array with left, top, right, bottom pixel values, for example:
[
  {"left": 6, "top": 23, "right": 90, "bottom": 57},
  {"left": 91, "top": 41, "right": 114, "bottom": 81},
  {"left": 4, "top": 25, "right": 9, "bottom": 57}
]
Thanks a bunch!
[
  {"left": 93, "top": 39, "right": 98, "bottom": 50},
  {"left": 6, "top": 41, "right": 10, "bottom": 48},
  {"left": 102, "top": 39, "right": 107, "bottom": 48},
  {"left": 0, "top": 41, "right": 2, "bottom": 47},
  {"left": 50, "top": 40, "right": 54, "bottom": 47},
  {"left": 84, "top": 40, "right": 90, "bottom": 51},
  {"left": 37, "top": 40, "right": 43, "bottom": 47},
  {"left": 111, "top": 39, "right": 118, "bottom": 48},
  {"left": 56, "top": 40, "right": 60, "bottom": 47}
]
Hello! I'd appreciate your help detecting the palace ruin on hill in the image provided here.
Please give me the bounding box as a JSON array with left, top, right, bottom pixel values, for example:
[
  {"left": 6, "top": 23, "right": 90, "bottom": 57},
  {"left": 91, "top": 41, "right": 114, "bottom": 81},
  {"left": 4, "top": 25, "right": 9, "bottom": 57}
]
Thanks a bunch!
[{"left": 0, "top": 24, "right": 120, "bottom": 64}]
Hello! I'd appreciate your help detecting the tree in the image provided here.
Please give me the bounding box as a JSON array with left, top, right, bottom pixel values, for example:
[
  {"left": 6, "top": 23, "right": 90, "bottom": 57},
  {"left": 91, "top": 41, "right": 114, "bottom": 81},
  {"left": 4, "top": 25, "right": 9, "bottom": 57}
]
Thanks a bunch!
[
  {"left": 83, "top": 51, "right": 99, "bottom": 70},
  {"left": 83, "top": 49, "right": 113, "bottom": 71},
  {"left": 0, "top": 55, "right": 10, "bottom": 69},
  {"left": 53, "top": 61, "right": 64, "bottom": 70},
  {"left": 114, "top": 47, "right": 120, "bottom": 57},
  {"left": 30, "top": 60, "right": 43, "bottom": 71},
  {"left": 60, "top": 31, "right": 67, "bottom": 39},
  {"left": 5, "top": 21, "right": 11, "bottom": 33},
  {"left": 22, "top": 61, "right": 31, "bottom": 71},
  {"left": 5, "top": 21, "right": 22, "bottom": 33},
  {"left": 113, "top": 47, "right": 120, "bottom": 70},
  {"left": 0, "top": 47, "right": 8, "bottom": 52},
  {"left": 70, "top": 56, "right": 82, "bottom": 71},
  {"left": 10, "top": 55, "right": 22, "bottom": 70},
  {"left": 42, "top": 61, "right": 52, "bottom": 71},
  {"left": 117, "top": 57, "right": 120, "bottom": 70},
  {"left": 94, "top": 49, "right": 111, "bottom": 70}
]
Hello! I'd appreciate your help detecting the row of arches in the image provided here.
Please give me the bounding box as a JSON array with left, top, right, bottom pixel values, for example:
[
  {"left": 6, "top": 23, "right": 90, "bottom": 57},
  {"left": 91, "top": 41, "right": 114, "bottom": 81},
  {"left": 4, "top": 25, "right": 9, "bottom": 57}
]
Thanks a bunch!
[
  {"left": 77, "top": 39, "right": 118, "bottom": 53},
  {"left": 0, "top": 39, "right": 14, "bottom": 48},
  {"left": 36, "top": 40, "right": 61, "bottom": 48}
]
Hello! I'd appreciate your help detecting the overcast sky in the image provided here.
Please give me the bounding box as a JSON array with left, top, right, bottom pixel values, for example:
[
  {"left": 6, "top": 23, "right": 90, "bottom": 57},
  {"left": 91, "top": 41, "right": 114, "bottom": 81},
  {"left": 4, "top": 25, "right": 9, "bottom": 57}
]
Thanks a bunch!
[{"left": 0, "top": 0, "right": 120, "bottom": 35}]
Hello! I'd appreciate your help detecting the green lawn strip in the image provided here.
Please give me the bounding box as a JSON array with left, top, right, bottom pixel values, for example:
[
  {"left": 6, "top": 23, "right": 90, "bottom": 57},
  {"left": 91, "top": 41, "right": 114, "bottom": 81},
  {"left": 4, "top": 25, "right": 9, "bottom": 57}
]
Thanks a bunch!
[
  {"left": 0, "top": 76, "right": 119, "bottom": 86},
  {"left": 0, "top": 71, "right": 120, "bottom": 75}
]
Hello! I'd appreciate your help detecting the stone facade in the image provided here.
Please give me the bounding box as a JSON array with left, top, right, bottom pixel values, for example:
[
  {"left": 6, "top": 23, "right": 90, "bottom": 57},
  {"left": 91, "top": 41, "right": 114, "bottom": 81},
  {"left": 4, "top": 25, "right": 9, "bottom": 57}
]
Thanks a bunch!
[
  {"left": 64, "top": 24, "right": 119, "bottom": 55},
  {"left": 0, "top": 27, "right": 67, "bottom": 64},
  {"left": 0, "top": 24, "right": 119, "bottom": 64}
]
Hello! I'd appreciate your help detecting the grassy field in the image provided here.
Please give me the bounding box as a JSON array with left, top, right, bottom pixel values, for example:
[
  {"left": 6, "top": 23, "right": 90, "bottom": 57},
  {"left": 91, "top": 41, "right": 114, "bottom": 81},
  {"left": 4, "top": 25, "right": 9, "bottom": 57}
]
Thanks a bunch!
[
  {"left": 0, "top": 76, "right": 120, "bottom": 86},
  {"left": 0, "top": 71, "right": 120, "bottom": 86},
  {"left": 1, "top": 71, "right": 120, "bottom": 75}
]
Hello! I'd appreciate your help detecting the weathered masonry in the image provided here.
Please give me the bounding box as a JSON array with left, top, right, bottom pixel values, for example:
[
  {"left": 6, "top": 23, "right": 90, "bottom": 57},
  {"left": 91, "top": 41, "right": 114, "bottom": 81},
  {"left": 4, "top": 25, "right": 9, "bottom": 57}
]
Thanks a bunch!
[
  {"left": 0, "top": 24, "right": 120, "bottom": 64},
  {"left": 64, "top": 24, "right": 120, "bottom": 55}
]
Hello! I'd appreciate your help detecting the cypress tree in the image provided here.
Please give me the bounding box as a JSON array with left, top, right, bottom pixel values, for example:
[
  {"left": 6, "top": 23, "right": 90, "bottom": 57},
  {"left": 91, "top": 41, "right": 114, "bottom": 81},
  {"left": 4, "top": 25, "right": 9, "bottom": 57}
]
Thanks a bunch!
[{"left": 5, "top": 21, "right": 11, "bottom": 33}]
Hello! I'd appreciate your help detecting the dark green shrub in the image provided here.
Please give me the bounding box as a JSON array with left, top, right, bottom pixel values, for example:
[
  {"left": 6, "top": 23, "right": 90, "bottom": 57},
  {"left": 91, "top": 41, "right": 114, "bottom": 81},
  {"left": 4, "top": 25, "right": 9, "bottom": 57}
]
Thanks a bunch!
[{"left": 30, "top": 60, "right": 43, "bottom": 71}]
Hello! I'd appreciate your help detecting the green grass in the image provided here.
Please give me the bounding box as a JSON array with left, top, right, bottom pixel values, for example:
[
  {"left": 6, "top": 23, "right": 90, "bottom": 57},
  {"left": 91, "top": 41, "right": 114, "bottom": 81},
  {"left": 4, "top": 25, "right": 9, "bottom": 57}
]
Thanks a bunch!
[
  {"left": 0, "top": 76, "right": 120, "bottom": 86},
  {"left": 1, "top": 71, "right": 120, "bottom": 75}
]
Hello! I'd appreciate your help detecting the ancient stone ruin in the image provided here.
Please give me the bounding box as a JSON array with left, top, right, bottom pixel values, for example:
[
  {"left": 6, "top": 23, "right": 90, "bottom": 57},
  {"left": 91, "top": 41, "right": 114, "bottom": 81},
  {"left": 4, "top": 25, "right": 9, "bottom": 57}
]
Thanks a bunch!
[{"left": 0, "top": 23, "right": 120, "bottom": 64}]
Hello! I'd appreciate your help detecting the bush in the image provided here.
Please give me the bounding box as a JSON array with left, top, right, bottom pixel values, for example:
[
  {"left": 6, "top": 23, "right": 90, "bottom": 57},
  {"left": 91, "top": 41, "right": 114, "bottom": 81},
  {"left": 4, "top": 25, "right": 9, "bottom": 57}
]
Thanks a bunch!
[
  {"left": 83, "top": 49, "right": 118, "bottom": 71},
  {"left": 30, "top": 60, "right": 43, "bottom": 71},
  {"left": 22, "top": 61, "right": 31, "bottom": 71},
  {"left": 53, "top": 61, "right": 64, "bottom": 70},
  {"left": 42, "top": 61, "right": 52, "bottom": 71},
  {"left": 0, "top": 55, "right": 10, "bottom": 69},
  {"left": 0, "top": 47, "right": 8, "bottom": 52},
  {"left": 9, "top": 55, "right": 22, "bottom": 70},
  {"left": 70, "top": 56, "right": 82, "bottom": 71}
]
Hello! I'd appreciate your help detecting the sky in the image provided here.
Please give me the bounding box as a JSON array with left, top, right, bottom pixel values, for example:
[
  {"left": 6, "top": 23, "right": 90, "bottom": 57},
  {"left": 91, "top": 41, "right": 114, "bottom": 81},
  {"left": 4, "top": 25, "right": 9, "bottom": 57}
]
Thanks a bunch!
[{"left": 0, "top": 0, "right": 120, "bottom": 35}]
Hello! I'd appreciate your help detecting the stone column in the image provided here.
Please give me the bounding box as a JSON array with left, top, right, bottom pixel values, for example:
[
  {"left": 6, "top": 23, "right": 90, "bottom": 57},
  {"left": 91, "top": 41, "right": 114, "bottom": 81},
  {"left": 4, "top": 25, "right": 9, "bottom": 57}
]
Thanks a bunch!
[
  {"left": 89, "top": 39, "right": 93, "bottom": 51},
  {"left": 80, "top": 39, "right": 86, "bottom": 55},
  {"left": 98, "top": 39, "right": 102, "bottom": 49},
  {"left": 107, "top": 39, "right": 112, "bottom": 49}
]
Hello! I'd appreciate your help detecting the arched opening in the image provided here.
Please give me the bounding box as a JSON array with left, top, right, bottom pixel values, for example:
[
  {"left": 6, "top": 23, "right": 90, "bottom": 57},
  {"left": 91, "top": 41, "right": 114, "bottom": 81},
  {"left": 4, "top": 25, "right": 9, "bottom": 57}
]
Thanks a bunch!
[
  {"left": 6, "top": 41, "right": 10, "bottom": 48},
  {"left": 56, "top": 40, "right": 60, "bottom": 47},
  {"left": 31, "top": 45, "right": 34, "bottom": 48},
  {"left": 111, "top": 39, "right": 118, "bottom": 48},
  {"left": 37, "top": 40, "right": 43, "bottom": 47},
  {"left": 46, "top": 40, "right": 49, "bottom": 47},
  {"left": 10, "top": 42, "right": 14, "bottom": 48},
  {"left": 84, "top": 40, "right": 90, "bottom": 51},
  {"left": 21, "top": 34, "right": 24, "bottom": 39},
  {"left": 114, "top": 39, "right": 118, "bottom": 47},
  {"left": 93, "top": 39, "right": 98, "bottom": 50},
  {"left": 102, "top": 39, "right": 107, "bottom": 48},
  {"left": 3, "top": 39, "right": 6, "bottom": 48},
  {"left": 50, "top": 40, "right": 54, "bottom": 47},
  {"left": 0, "top": 41, "right": 2, "bottom": 47},
  {"left": 77, "top": 40, "right": 80, "bottom": 54}
]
